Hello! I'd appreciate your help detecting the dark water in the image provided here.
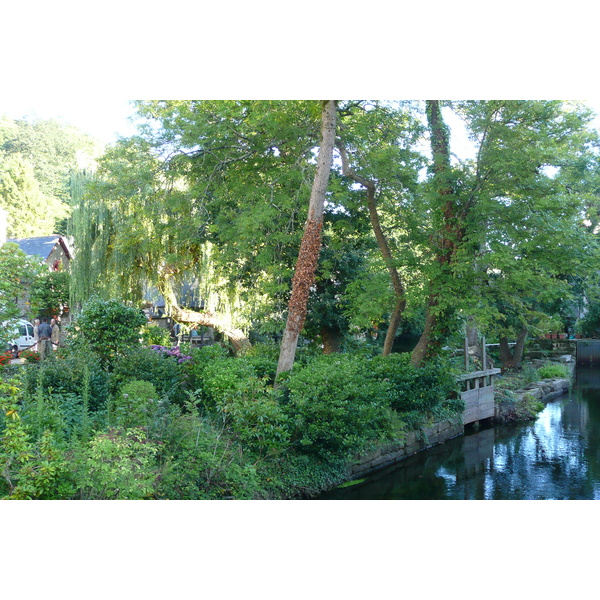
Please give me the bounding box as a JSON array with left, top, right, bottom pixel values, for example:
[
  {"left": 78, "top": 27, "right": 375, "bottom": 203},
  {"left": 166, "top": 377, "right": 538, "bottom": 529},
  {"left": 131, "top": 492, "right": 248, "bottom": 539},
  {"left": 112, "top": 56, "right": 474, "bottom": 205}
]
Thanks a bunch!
[{"left": 320, "top": 367, "right": 600, "bottom": 500}]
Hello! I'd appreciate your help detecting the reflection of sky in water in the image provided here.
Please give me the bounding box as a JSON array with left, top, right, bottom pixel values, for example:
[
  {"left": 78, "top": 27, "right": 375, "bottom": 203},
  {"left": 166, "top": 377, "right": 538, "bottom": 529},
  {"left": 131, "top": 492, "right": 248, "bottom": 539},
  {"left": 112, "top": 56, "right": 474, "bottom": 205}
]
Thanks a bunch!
[{"left": 322, "top": 384, "right": 600, "bottom": 500}]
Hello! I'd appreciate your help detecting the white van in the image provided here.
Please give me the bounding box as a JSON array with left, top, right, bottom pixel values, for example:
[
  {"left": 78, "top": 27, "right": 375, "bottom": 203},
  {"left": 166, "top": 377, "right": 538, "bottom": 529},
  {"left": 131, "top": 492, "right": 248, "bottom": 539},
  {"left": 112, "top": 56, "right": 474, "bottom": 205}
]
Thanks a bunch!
[{"left": 4, "top": 319, "right": 35, "bottom": 354}]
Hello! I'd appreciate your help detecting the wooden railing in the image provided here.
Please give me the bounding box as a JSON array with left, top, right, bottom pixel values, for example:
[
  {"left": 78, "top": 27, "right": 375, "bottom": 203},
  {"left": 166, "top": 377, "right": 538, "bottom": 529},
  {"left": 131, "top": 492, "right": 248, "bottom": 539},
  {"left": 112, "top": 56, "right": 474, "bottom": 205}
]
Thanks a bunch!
[{"left": 459, "top": 368, "right": 501, "bottom": 425}]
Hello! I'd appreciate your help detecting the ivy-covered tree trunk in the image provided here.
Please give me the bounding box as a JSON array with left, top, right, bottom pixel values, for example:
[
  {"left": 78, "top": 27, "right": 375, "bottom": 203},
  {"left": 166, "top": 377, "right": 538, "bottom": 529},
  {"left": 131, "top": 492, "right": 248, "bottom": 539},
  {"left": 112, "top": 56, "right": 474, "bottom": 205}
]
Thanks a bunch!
[
  {"left": 337, "top": 141, "right": 406, "bottom": 357},
  {"left": 411, "top": 100, "right": 465, "bottom": 367},
  {"left": 276, "top": 101, "right": 337, "bottom": 377},
  {"left": 499, "top": 327, "right": 528, "bottom": 371}
]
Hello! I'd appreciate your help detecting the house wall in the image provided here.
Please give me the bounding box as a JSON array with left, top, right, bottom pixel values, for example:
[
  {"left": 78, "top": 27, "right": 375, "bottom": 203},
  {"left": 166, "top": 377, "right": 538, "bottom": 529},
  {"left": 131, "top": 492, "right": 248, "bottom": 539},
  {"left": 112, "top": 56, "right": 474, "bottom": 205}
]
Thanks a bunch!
[{"left": 46, "top": 243, "right": 69, "bottom": 271}]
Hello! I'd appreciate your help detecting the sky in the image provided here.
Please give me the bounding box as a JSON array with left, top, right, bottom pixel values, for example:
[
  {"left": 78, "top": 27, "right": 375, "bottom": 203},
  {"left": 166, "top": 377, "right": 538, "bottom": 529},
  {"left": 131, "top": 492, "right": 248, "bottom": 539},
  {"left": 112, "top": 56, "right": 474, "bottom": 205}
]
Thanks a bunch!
[
  {"left": 2, "top": 98, "right": 600, "bottom": 154},
  {"left": 0, "top": 98, "right": 141, "bottom": 145}
]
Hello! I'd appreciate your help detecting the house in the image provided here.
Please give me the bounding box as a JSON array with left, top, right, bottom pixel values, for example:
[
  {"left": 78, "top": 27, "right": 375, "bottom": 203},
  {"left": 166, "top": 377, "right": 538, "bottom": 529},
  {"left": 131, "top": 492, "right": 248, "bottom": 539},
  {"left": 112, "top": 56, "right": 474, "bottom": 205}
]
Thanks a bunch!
[
  {"left": 0, "top": 208, "right": 72, "bottom": 271},
  {"left": 6, "top": 235, "right": 72, "bottom": 271}
]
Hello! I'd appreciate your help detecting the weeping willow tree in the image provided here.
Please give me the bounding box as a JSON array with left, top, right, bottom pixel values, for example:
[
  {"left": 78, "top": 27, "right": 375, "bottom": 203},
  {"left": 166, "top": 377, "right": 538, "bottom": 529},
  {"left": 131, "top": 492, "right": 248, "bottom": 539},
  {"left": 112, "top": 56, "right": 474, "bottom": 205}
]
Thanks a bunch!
[{"left": 68, "top": 139, "right": 251, "bottom": 352}]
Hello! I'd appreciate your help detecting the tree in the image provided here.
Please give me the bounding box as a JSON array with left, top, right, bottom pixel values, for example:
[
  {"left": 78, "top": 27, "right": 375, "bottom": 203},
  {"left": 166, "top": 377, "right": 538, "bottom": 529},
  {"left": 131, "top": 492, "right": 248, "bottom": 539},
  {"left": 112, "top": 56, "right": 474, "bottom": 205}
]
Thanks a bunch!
[
  {"left": 411, "top": 100, "right": 465, "bottom": 366},
  {"left": 69, "top": 297, "right": 146, "bottom": 369},
  {"left": 1, "top": 116, "right": 100, "bottom": 236},
  {"left": 276, "top": 100, "right": 337, "bottom": 376},
  {"left": 411, "top": 100, "right": 599, "bottom": 369},
  {"left": 0, "top": 242, "right": 42, "bottom": 346},
  {"left": 28, "top": 271, "right": 70, "bottom": 319},
  {"left": 0, "top": 154, "right": 66, "bottom": 237}
]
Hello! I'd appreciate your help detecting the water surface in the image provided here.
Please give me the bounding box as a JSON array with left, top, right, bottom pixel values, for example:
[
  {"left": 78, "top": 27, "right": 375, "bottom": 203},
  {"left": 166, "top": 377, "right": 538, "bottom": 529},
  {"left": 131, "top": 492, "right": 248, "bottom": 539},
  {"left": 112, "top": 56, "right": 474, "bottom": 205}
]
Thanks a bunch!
[{"left": 320, "top": 369, "right": 600, "bottom": 500}]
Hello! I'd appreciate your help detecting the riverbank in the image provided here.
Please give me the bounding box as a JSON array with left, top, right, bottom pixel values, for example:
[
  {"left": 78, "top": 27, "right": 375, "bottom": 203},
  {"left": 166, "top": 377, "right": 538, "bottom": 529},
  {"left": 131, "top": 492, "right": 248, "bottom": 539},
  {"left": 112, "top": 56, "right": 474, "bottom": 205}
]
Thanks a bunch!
[{"left": 341, "top": 359, "right": 574, "bottom": 490}]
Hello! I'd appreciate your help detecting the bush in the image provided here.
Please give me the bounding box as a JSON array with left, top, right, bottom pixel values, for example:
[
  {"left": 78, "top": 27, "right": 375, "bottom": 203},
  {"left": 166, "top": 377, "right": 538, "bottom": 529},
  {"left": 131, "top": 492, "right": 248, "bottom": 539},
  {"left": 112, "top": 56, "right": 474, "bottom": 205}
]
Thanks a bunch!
[
  {"left": 369, "top": 353, "right": 461, "bottom": 427},
  {"left": 220, "top": 379, "right": 290, "bottom": 457},
  {"left": 281, "top": 354, "right": 391, "bottom": 459},
  {"left": 238, "top": 342, "right": 279, "bottom": 383},
  {"left": 21, "top": 342, "right": 110, "bottom": 412},
  {"left": 20, "top": 349, "right": 40, "bottom": 363},
  {"left": 0, "top": 352, "right": 13, "bottom": 367},
  {"left": 113, "top": 380, "right": 159, "bottom": 429},
  {"left": 70, "top": 428, "right": 160, "bottom": 499},
  {"left": 110, "top": 346, "right": 185, "bottom": 403},
  {"left": 157, "top": 414, "right": 260, "bottom": 499},
  {"left": 537, "top": 364, "right": 568, "bottom": 379},
  {"left": 69, "top": 297, "right": 146, "bottom": 368},
  {"left": 141, "top": 324, "right": 172, "bottom": 346},
  {"left": 183, "top": 344, "right": 260, "bottom": 410}
]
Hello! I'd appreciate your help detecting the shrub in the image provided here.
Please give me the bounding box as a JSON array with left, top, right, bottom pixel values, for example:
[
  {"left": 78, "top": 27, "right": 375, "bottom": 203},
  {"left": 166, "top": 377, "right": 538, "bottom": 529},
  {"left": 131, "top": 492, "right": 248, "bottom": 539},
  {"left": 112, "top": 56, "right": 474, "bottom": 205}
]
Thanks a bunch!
[
  {"left": 70, "top": 428, "right": 160, "bottom": 499},
  {"left": 157, "top": 415, "right": 260, "bottom": 499},
  {"left": 20, "top": 349, "right": 40, "bottom": 363},
  {"left": 0, "top": 352, "right": 13, "bottom": 367},
  {"left": 220, "top": 379, "right": 290, "bottom": 457},
  {"left": 69, "top": 297, "right": 146, "bottom": 368},
  {"left": 281, "top": 354, "right": 392, "bottom": 459},
  {"left": 21, "top": 342, "right": 110, "bottom": 412},
  {"left": 141, "top": 324, "right": 172, "bottom": 346},
  {"left": 183, "top": 344, "right": 259, "bottom": 410},
  {"left": 113, "top": 380, "right": 159, "bottom": 429},
  {"left": 238, "top": 342, "right": 279, "bottom": 383},
  {"left": 369, "top": 353, "right": 461, "bottom": 426},
  {"left": 537, "top": 364, "right": 568, "bottom": 379},
  {"left": 110, "top": 346, "right": 184, "bottom": 403},
  {"left": 0, "top": 379, "right": 73, "bottom": 499}
]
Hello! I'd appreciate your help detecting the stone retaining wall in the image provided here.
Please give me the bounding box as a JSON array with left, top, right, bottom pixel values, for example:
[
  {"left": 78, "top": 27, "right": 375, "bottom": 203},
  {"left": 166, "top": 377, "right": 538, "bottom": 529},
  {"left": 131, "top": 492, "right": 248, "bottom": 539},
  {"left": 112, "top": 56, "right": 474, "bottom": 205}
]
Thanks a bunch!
[
  {"left": 510, "top": 377, "right": 570, "bottom": 407},
  {"left": 349, "top": 374, "right": 572, "bottom": 481},
  {"left": 349, "top": 416, "right": 464, "bottom": 479}
]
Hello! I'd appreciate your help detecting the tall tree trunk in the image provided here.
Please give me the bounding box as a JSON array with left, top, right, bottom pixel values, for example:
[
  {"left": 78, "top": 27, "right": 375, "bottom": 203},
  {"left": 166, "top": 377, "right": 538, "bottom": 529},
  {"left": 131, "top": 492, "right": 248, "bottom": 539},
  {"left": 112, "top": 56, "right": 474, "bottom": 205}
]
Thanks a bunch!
[
  {"left": 411, "top": 100, "right": 464, "bottom": 367},
  {"left": 160, "top": 281, "right": 251, "bottom": 354},
  {"left": 337, "top": 141, "right": 406, "bottom": 356},
  {"left": 276, "top": 101, "right": 337, "bottom": 377},
  {"left": 320, "top": 325, "right": 342, "bottom": 354},
  {"left": 499, "top": 327, "right": 528, "bottom": 371}
]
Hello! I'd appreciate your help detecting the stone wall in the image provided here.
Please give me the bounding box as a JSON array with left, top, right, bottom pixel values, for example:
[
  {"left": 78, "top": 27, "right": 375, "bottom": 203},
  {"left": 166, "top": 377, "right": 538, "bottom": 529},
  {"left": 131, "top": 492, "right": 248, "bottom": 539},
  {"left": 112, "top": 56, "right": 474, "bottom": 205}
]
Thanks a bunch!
[
  {"left": 348, "top": 416, "right": 464, "bottom": 479},
  {"left": 508, "top": 377, "right": 570, "bottom": 406}
]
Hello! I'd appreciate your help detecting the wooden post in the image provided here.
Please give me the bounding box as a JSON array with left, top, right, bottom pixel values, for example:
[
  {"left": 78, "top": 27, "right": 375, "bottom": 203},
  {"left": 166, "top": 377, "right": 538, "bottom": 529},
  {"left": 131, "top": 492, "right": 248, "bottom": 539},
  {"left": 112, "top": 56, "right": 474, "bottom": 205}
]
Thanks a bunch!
[
  {"left": 482, "top": 336, "right": 487, "bottom": 370},
  {"left": 464, "top": 336, "right": 469, "bottom": 371}
]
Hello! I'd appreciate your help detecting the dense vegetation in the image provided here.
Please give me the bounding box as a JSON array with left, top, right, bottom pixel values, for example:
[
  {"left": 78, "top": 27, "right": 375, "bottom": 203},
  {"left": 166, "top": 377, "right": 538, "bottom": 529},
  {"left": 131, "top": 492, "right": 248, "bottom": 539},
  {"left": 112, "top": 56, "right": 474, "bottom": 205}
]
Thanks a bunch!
[
  {"left": 3, "top": 100, "right": 600, "bottom": 499},
  {"left": 0, "top": 299, "right": 460, "bottom": 499}
]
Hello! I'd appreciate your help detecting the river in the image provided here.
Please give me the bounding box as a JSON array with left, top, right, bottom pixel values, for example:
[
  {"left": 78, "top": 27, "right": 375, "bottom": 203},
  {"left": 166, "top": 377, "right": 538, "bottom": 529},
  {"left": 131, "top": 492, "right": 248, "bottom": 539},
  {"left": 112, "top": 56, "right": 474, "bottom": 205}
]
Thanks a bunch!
[{"left": 319, "top": 366, "right": 600, "bottom": 500}]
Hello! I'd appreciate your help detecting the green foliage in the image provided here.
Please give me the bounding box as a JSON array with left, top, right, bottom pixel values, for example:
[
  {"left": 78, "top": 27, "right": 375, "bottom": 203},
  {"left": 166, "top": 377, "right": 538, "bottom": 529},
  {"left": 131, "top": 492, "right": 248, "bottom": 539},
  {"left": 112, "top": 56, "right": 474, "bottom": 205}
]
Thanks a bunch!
[
  {"left": 576, "top": 302, "right": 600, "bottom": 337},
  {"left": 0, "top": 243, "right": 43, "bottom": 340},
  {"left": 113, "top": 380, "right": 159, "bottom": 429},
  {"left": 220, "top": 379, "right": 290, "bottom": 457},
  {"left": 370, "top": 353, "right": 462, "bottom": 427},
  {"left": 280, "top": 354, "right": 392, "bottom": 459},
  {"left": 157, "top": 414, "right": 260, "bottom": 500},
  {"left": 537, "top": 364, "right": 569, "bottom": 380},
  {"left": 141, "top": 324, "right": 173, "bottom": 346},
  {"left": 69, "top": 296, "right": 146, "bottom": 368},
  {"left": 21, "top": 342, "right": 110, "bottom": 412},
  {"left": 0, "top": 154, "right": 67, "bottom": 237},
  {"left": 495, "top": 388, "right": 545, "bottom": 424},
  {"left": 71, "top": 428, "right": 159, "bottom": 499},
  {"left": 0, "top": 378, "right": 72, "bottom": 499},
  {"left": 28, "top": 271, "right": 70, "bottom": 319},
  {"left": 109, "top": 345, "right": 184, "bottom": 403},
  {"left": 182, "top": 343, "right": 257, "bottom": 409},
  {"left": 237, "top": 342, "right": 279, "bottom": 382}
]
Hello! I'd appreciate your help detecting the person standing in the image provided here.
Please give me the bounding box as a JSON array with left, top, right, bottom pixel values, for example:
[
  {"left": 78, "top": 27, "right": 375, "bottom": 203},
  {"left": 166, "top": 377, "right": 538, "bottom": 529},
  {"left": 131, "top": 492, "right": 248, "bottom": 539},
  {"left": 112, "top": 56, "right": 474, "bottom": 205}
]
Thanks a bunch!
[
  {"left": 38, "top": 317, "right": 53, "bottom": 359},
  {"left": 51, "top": 318, "right": 60, "bottom": 350},
  {"left": 32, "top": 318, "right": 40, "bottom": 351}
]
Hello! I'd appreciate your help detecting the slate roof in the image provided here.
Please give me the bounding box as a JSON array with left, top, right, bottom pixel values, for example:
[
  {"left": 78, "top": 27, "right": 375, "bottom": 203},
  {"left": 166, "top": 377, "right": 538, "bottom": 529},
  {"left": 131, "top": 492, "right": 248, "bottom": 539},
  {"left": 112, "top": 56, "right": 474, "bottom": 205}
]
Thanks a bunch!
[{"left": 7, "top": 235, "right": 72, "bottom": 261}]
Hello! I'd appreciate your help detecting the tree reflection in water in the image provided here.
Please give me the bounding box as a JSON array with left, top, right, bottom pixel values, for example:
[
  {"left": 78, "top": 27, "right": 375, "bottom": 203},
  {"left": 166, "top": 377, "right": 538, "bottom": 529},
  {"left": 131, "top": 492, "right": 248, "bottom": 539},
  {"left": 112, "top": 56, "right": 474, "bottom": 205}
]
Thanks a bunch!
[{"left": 321, "top": 374, "right": 600, "bottom": 500}]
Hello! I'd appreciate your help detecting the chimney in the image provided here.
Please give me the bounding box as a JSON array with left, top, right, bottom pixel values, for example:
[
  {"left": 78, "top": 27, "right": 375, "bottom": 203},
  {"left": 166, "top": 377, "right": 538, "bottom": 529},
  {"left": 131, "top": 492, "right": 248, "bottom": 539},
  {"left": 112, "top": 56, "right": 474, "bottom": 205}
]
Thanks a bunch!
[{"left": 0, "top": 207, "right": 7, "bottom": 245}]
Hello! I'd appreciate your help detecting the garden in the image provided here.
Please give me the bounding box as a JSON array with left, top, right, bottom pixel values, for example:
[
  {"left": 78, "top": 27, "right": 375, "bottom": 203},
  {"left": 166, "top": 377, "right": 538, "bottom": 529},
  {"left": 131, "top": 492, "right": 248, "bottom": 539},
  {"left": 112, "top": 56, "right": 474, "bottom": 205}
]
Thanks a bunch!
[{"left": 0, "top": 298, "right": 463, "bottom": 500}]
